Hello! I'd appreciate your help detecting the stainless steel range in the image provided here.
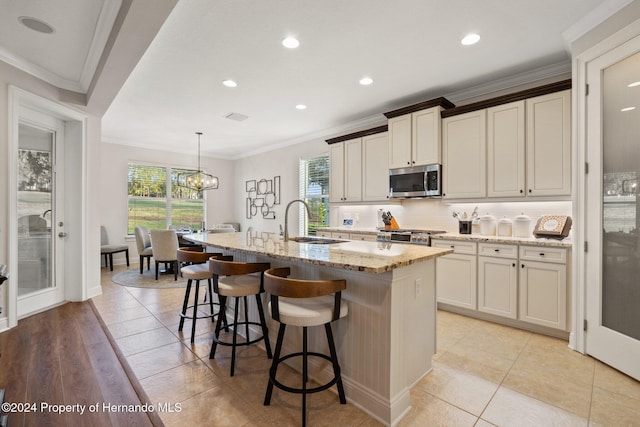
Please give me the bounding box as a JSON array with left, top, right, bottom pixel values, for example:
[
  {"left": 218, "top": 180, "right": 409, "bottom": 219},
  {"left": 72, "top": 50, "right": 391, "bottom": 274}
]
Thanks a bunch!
[{"left": 376, "top": 229, "right": 446, "bottom": 246}]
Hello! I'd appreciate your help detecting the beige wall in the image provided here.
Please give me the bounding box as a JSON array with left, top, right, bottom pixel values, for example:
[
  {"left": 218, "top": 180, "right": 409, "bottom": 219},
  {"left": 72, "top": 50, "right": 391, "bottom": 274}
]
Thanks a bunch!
[{"left": 99, "top": 142, "right": 236, "bottom": 248}]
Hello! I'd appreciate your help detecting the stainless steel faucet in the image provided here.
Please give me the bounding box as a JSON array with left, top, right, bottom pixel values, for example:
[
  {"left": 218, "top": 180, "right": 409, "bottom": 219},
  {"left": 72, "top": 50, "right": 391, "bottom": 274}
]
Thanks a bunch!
[{"left": 283, "top": 199, "right": 311, "bottom": 242}]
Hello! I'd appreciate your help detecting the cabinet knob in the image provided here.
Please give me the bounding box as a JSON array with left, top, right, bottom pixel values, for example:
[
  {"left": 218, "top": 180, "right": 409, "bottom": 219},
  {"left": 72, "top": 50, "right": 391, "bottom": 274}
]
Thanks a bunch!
[
  {"left": 407, "top": 161, "right": 410, "bottom": 165},
  {"left": 450, "top": 245, "right": 455, "bottom": 248},
  {"left": 539, "top": 253, "right": 545, "bottom": 256},
  {"left": 412, "top": 161, "right": 415, "bottom": 164},
  {"left": 512, "top": 263, "right": 516, "bottom": 267},
  {"left": 521, "top": 264, "right": 525, "bottom": 268},
  {"left": 529, "top": 189, "right": 532, "bottom": 193},
  {"left": 494, "top": 249, "right": 500, "bottom": 252},
  {"left": 520, "top": 189, "right": 523, "bottom": 194},
  {"left": 442, "top": 193, "right": 446, "bottom": 197}
]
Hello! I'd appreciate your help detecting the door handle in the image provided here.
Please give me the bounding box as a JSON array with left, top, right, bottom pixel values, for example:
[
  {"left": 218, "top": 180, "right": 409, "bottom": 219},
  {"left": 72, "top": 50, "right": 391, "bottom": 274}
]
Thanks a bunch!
[{"left": 58, "top": 232, "right": 67, "bottom": 238}]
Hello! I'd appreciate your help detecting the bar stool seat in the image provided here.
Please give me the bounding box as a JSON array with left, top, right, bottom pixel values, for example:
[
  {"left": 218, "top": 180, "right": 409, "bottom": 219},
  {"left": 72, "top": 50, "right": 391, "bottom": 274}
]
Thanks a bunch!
[
  {"left": 274, "top": 296, "right": 348, "bottom": 327},
  {"left": 217, "top": 274, "right": 262, "bottom": 297},
  {"left": 176, "top": 248, "right": 229, "bottom": 343},
  {"left": 263, "top": 267, "right": 348, "bottom": 427},
  {"left": 209, "top": 258, "right": 273, "bottom": 376}
]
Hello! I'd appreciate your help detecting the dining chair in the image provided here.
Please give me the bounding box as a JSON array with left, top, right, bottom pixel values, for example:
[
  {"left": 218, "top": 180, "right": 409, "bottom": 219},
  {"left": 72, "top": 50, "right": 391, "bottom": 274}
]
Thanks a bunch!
[
  {"left": 100, "top": 226, "right": 129, "bottom": 271},
  {"left": 134, "top": 226, "right": 153, "bottom": 274},
  {"left": 150, "top": 229, "right": 179, "bottom": 280}
]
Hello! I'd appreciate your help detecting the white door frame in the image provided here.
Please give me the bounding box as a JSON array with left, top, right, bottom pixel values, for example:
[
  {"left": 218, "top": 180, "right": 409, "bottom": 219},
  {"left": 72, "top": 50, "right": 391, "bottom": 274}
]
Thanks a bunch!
[
  {"left": 573, "top": 19, "right": 640, "bottom": 355},
  {"left": 7, "top": 86, "right": 89, "bottom": 328}
]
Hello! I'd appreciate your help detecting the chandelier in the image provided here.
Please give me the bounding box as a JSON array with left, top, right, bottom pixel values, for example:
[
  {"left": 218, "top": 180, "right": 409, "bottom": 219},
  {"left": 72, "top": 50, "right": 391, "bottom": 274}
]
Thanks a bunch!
[{"left": 176, "top": 132, "right": 219, "bottom": 192}]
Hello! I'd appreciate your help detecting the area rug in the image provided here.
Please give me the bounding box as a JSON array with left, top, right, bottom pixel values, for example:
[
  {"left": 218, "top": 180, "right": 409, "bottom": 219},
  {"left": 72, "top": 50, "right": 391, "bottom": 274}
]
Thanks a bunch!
[{"left": 111, "top": 267, "right": 188, "bottom": 289}]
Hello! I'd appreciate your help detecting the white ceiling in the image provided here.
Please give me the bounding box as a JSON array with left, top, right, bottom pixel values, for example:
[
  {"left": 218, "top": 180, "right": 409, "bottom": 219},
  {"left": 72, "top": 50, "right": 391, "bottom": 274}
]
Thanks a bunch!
[{"left": 1, "top": 0, "right": 630, "bottom": 159}]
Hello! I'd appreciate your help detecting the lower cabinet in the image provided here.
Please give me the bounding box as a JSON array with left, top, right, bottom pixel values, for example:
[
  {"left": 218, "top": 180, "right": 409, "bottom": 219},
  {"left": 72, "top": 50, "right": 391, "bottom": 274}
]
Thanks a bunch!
[
  {"left": 434, "top": 239, "right": 569, "bottom": 332},
  {"left": 478, "top": 244, "right": 518, "bottom": 319},
  {"left": 316, "top": 230, "right": 377, "bottom": 241},
  {"left": 433, "top": 240, "right": 477, "bottom": 310},
  {"left": 519, "top": 246, "right": 567, "bottom": 330}
]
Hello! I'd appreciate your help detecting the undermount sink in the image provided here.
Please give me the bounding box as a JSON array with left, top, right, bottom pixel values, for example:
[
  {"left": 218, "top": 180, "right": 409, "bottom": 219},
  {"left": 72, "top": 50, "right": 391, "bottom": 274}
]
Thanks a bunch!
[{"left": 288, "top": 236, "right": 346, "bottom": 245}]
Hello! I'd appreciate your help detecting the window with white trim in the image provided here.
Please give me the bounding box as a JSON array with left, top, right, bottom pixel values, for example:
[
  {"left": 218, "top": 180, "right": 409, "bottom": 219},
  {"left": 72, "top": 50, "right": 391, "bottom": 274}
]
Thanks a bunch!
[{"left": 299, "top": 155, "right": 330, "bottom": 235}]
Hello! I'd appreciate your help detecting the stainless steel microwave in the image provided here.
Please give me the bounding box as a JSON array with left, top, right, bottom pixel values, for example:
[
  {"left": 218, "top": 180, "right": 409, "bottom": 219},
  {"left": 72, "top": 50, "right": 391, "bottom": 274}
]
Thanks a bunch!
[{"left": 389, "top": 164, "right": 441, "bottom": 198}]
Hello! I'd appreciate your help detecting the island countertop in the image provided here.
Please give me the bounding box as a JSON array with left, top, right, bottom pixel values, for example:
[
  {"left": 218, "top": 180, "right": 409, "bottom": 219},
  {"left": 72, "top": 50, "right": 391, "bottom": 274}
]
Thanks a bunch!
[{"left": 184, "top": 231, "right": 452, "bottom": 274}]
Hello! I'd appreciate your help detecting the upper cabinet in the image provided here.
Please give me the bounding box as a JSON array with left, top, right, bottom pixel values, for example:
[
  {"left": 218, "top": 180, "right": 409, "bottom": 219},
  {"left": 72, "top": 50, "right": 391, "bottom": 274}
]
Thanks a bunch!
[
  {"left": 487, "top": 100, "right": 526, "bottom": 197},
  {"left": 441, "top": 81, "right": 572, "bottom": 200},
  {"left": 384, "top": 97, "right": 455, "bottom": 169},
  {"left": 442, "top": 109, "right": 487, "bottom": 199},
  {"left": 388, "top": 107, "right": 443, "bottom": 168},
  {"left": 526, "top": 90, "right": 571, "bottom": 197},
  {"left": 327, "top": 127, "right": 389, "bottom": 204},
  {"left": 329, "top": 138, "right": 362, "bottom": 203}
]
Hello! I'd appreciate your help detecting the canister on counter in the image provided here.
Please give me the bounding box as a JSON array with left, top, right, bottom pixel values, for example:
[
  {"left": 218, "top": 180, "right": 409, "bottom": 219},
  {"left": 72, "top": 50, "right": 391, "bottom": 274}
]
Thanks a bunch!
[{"left": 479, "top": 213, "right": 496, "bottom": 236}]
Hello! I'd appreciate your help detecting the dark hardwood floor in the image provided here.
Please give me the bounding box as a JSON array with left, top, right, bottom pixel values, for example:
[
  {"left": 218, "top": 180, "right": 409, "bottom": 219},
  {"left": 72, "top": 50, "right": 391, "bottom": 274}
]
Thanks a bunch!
[{"left": 0, "top": 302, "right": 163, "bottom": 427}]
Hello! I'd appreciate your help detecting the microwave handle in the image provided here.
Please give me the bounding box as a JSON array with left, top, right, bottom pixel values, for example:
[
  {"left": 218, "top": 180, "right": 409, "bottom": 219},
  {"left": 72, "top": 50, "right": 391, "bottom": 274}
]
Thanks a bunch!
[{"left": 424, "top": 173, "right": 428, "bottom": 192}]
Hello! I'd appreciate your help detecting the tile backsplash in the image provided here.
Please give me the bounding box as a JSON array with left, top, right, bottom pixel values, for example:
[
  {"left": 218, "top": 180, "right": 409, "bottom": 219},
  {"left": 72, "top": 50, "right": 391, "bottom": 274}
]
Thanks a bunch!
[{"left": 331, "top": 199, "right": 572, "bottom": 236}]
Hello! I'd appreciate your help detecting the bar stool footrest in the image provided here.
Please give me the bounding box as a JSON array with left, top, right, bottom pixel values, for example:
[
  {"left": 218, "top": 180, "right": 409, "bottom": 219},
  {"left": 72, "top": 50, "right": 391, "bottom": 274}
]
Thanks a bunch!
[
  {"left": 211, "top": 321, "right": 267, "bottom": 348},
  {"left": 268, "top": 351, "right": 341, "bottom": 395},
  {"left": 179, "top": 302, "right": 222, "bottom": 321}
]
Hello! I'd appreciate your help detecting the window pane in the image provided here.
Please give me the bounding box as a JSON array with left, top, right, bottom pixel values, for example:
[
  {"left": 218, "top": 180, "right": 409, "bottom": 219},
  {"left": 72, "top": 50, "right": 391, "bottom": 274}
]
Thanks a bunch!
[
  {"left": 300, "top": 155, "right": 329, "bottom": 235},
  {"left": 171, "top": 169, "right": 205, "bottom": 230},
  {"left": 127, "top": 165, "right": 167, "bottom": 233}
]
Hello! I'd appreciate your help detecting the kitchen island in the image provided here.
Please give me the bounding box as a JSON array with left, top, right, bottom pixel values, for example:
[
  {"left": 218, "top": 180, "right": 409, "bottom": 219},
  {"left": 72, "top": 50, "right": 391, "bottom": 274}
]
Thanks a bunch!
[{"left": 184, "top": 231, "right": 452, "bottom": 425}]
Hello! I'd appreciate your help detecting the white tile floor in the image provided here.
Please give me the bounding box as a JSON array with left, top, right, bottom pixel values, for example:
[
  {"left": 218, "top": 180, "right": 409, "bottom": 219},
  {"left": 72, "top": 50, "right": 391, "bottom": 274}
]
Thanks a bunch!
[{"left": 95, "top": 266, "right": 640, "bottom": 426}]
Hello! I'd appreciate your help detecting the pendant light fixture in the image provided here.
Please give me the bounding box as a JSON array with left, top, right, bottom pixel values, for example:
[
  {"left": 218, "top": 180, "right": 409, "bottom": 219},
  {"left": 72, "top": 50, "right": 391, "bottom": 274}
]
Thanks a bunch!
[{"left": 177, "top": 132, "right": 219, "bottom": 192}]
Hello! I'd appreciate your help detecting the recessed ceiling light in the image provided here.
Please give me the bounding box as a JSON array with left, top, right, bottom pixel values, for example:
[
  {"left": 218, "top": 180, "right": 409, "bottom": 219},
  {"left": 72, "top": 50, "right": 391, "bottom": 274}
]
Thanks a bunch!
[
  {"left": 628, "top": 81, "right": 640, "bottom": 87},
  {"left": 359, "top": 77, "right": 373, "bottom": 86},
  {"left": 18, "top": 16, "right": 55, "bottom": 34},
  {"left": 295, "top": 104, "right": 307, "bottom": 110},
  {"left": 621, "top": 106, "right": 636, "bottom": 112},
  {"left": 461, "top": 33, "right": 480, "bottom": 46},
  {"left": 222, "top": 80, "right": 237, "bottom": 88},
  {"left": 282, "top": 37, "right": 300, "bottom": 49}
]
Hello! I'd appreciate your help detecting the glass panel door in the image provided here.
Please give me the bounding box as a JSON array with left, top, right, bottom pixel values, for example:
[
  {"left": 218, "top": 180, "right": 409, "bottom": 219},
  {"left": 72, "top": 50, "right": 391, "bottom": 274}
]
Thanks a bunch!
[
  {"left": 17, "top": 124, "right": 54, "bottom": 296},
  {"left": 601, "top": 51, "right": 640, "bottom": 341},
  {"left": 586, "top": 40, "right": 640, "bottom": 381}
]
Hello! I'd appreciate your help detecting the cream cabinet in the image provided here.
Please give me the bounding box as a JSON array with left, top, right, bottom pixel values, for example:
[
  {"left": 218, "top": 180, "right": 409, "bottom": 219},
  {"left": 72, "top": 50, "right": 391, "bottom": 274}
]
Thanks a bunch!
[
  {"left": 442, "top": 110, "right": 487, "bottom": 199},
  {"left": 487, "top": 101, "right": 526, "bottom": 197},
  {"left": 477, "top": 243, "right": 518, "bottom": 319},
  {"left": 388, "top": 107, "right": 443, "bottom": 168},
  {"left": 329, "top": 138, "right": 362, "bottom": 203},
  {"left": 349, "top": 233, "right": 377, "bottom": 242},
  {"left": 519, "top": 246, "right": 567, "bottom": 330},
  {"left": 433, "top": 240, "right": 477, "bottom": 310},
  {"left": 316, "top": 230, "right": 332, "bottom": 238},
  {"left": 526, "top": 90, "right": 571, "bottom": 196},
  {"left": 362, "top": 132, "right": 390, "bottom": 201}
]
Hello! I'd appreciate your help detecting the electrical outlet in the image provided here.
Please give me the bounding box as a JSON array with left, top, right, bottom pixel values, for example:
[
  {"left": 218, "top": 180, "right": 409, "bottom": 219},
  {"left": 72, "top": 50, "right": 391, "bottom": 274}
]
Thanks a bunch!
[{"left": 415, "top": 278, "right": 422, "bottom": 296}]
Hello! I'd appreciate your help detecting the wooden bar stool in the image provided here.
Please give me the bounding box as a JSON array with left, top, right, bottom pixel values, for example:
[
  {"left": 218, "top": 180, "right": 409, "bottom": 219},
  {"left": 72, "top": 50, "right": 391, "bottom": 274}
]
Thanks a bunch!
[
  {"left": 176, "top": 248, "right": 230, "bottom": 343},
  {"left": 263, "top": 267, "right": 348, "bottom": 427},
  {"left": 209, "top": 258, "right": 273, "bottom": 376}
]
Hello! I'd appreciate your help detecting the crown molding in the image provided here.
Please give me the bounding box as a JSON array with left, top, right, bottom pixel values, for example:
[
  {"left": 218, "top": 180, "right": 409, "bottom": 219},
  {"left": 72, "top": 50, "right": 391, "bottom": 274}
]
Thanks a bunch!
[{"left": 562, "top": 0, "right": 634, "bottom": 50}]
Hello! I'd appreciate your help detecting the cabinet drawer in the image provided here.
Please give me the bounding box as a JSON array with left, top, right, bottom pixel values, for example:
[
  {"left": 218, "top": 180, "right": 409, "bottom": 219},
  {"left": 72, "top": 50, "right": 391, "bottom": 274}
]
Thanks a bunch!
[
  {"left": 349, "top": 233, "right": 377, "bottom": 242},
  {"left": 519, "top": 245, "right": 567, "bottom": 263},
  {"left": 432, "top": 239, "right": 477, "bottom": 255},
  {"left": 316, "top": 230, "right": 332, "bottom": 238},
  {"left": 478, "top": 243, "right": 517, "bottom": 258}
]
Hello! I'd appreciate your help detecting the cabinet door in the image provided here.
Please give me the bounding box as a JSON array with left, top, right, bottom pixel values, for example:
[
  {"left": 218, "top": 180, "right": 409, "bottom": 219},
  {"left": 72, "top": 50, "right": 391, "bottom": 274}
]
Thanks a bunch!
[
  {"left": 478, "top": 256, "right": 518, "bottom": 319},
  {"left": 329, "top": 142, "right": 345, "bottom": 203},
  {"left": 362, "top": 132, "right": 390, "bottom": 201},
  {"left": 487, "top": 101, "right": 525, "bottom": 198},
  {"left": 526, "top": 89, "right": 571, "bottom": 196},
  {"left": 412, "top": 107, "right": 442, "bottom": 166},
  {"left": 436, "top": 253, "right": 477, "bottom": 309},
  {"left": 442, "top": 110, "right": 487, "bottom": 199},
  {"left": 519, "top": 260, "right": 567, "bottom": 330},
  {"left": 388, "top": 114, "right": 412, "bottom": 168},
  {"left": 343, "top": 138, "right": 362, "bottom": 202}
]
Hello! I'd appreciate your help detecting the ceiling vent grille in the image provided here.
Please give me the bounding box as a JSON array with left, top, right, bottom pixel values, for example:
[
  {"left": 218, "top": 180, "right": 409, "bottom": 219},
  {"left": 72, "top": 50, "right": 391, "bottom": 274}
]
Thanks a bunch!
[{"left": 224, "top": 112, "right": 249, "bottom": 122}]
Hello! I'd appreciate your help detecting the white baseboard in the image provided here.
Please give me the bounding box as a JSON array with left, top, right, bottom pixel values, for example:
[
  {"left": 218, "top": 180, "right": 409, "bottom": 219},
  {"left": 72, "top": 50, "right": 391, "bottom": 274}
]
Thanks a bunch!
[
  {"left": 0, "top": 316, "right": 9, "bottom": 333},
  {"left": 86, "top": 284, "right": 103, "bottom": 299}
]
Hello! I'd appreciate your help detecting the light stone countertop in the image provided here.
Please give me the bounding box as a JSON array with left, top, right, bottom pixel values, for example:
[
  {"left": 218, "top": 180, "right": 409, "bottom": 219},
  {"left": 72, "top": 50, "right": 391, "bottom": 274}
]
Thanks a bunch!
[
  {"left": 431, "top": 233, "right": 573, "bottom": 248},
  {"left": 183, "top": 231, "right": 452, "bottom": 274}
]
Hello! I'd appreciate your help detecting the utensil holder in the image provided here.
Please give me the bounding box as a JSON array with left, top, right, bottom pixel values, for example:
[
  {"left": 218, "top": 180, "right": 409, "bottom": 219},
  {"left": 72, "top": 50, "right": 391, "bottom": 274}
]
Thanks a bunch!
[{"left": 458, "top": 220, "right": 472, "bottom": 234}]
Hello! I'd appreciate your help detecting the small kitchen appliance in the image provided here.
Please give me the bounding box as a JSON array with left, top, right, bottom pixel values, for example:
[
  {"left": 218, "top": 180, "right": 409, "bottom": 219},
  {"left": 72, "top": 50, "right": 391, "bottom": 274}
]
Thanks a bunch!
[{"left": 376, "top": 229, "right": 446, "bottom": 246}]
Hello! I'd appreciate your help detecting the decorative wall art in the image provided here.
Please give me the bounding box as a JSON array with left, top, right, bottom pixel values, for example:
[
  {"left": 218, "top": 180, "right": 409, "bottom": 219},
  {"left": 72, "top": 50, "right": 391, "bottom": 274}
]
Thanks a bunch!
[{"left": 246, "top": 176, "right": 280, "bottom": 219}]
